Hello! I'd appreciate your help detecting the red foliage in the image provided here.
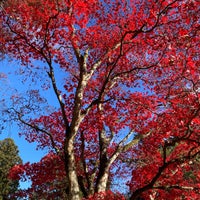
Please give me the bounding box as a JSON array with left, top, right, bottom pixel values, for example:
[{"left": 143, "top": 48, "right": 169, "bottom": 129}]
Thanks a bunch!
[
  {"left": 84, "top": 190, "right": 126, "bottom": 200},
  {"left": 1, "top": 0, "right": 199, "bottom": 199}
]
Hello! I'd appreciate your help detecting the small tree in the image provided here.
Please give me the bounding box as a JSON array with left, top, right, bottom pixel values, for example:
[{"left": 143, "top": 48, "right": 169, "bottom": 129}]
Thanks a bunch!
[{"left": 0, "top": 138, "right": 22, "bottom": 200}]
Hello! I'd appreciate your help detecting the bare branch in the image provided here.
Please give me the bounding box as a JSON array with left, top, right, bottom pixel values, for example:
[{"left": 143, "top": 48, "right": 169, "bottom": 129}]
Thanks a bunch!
[
  {"left": 47, "top": 64, "right": 70, "bottom": 132},
  {"left": 9, "top": 108, "right": 59, "bottom": 154}
]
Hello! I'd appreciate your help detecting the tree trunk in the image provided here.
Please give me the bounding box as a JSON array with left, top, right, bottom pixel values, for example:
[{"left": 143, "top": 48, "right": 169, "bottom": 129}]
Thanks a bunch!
[{"left": 65, "top": 137, "right": 81, "bottom": 200}]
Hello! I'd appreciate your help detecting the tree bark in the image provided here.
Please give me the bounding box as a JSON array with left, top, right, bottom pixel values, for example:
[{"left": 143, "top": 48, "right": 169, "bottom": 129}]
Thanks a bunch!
[
  {"left": 64, "top": 136, "right": 81, "bottom": 200},
  {"left": 96, "top": 171, "right": 109, "bottom": 193}
]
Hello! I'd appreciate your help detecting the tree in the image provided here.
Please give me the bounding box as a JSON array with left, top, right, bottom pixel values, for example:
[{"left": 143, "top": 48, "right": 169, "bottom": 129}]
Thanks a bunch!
[
  {"left": 0, "top": 138, "right": 22, "bottom": 200},
  {"left": 0, "top": 0, "right": 199, "bottom": 199},
  {"left": 10, "top": 153, "right": 69, "bottom": 199}
]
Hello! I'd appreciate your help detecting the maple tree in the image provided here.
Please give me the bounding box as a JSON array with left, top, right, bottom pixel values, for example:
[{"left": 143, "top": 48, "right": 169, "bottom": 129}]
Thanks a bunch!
[{"left": 0, "top": 0, "right": 200, "bottom": 199}]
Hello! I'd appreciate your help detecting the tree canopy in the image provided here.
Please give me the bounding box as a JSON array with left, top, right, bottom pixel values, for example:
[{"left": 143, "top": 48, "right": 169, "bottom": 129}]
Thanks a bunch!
[{"left": 0, "top": 0, "right": 200, "bottom": 199}]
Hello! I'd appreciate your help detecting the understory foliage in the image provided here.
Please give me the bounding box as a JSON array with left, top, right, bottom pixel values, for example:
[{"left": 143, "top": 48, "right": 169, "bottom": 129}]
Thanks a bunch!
[{"left": 0, "top": 0, "right": 200, "bottom": 199}]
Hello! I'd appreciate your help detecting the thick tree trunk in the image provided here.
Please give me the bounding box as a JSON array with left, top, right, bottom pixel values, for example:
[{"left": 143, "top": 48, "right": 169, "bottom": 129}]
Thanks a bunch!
[{"left": 65, "top": 137, "right": 81, "bottom": 200}]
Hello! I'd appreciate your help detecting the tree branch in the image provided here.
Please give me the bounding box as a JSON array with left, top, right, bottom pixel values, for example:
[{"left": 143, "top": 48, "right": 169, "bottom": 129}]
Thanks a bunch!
[
  {"left": 8, "top": 108, "right": 59, "bottom": 154},
  {"left": 130, "top": 141, "right": 200, "bottom": 200}
]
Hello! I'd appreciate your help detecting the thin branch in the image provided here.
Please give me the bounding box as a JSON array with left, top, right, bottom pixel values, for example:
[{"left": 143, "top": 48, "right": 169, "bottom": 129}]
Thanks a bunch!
[
  {"left": 107, "top": 129, "right": 135, "bottom": 168},
  {"left": 144, "top": 0, "right": 179, "bottom": 33},
  {"left": 153, "top": 185, "right": 200, "bottom": 191},
  {"left": 9, "top": 108, "right": 59, "bottom": 154},
  {"left": 47, "top": 63, "right": 70, "bottom": 132}
]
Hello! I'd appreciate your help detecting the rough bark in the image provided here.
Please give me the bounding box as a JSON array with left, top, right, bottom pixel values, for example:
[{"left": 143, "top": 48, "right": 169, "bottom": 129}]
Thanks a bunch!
[{"left": 65, "top": 136, "right": 81, "bottom": 200}]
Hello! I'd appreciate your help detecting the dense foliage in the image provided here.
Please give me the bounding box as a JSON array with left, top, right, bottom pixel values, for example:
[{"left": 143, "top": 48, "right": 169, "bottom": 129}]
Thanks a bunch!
[
  {"left": 0, "top": 0, "right": 199, "bottom": 199},
  {"left": 0, "top": 138, "right": 22, "bottom": 200}
]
